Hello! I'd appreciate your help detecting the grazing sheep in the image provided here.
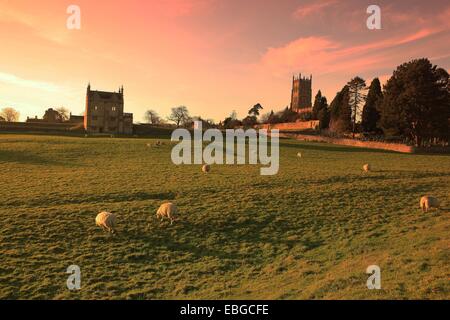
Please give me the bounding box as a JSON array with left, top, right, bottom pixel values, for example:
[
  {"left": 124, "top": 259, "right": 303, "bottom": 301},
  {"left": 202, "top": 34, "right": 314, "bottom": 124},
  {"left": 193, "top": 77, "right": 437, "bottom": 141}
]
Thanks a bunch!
[
  {"left": 363, "top": 164, "right": 371, "bottom": 172},
  {"left": 202, "top": 164, "right": 211, "bottom": 173},
  {"left": 420, "top": 196, "right": 440, "bottom": 212},
  {"left": 95, "top": 211, "right": 117, "bottom": 233},
  {"left": 156, "top": 202, "right": 178, "bottom": 225},
  {"left": 146, "top": 141, "right": 163, "bottom": 147},
  {"left": 297, "top": 152, "right": 302, "bottom": 158}
]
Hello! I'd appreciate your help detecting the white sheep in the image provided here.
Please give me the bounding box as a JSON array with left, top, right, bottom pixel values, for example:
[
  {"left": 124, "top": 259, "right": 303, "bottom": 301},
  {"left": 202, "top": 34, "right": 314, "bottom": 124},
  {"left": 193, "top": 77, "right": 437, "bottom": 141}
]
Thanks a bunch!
[
  {"left": 420, "top": 196, "right": 440, "bottom": 212},
  {"left": 363, "top": 164, "right": 371, "bottom": 172},
  {"left": 297, "top": 152, "right": 302, "bottom": 158},
  {"left": 202, "top": 164, "right": 211, "bottom": 173},
  {"left": 95, "top": 211, "right": 117, "bottom": 233},
  {"left": 156, "top": 202, "right": 178, "bottom": 225}
]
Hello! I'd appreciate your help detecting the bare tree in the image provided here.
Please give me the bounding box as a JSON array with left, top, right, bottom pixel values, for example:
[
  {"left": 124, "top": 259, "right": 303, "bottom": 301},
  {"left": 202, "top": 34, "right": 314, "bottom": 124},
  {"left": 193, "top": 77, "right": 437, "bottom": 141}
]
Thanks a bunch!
[
  {"left": 167, "top": 106, "right": 190, "bottom": 127},
  {"left": 144, "top": 109, "right": 161, "bottom": 124},
  {"left": 0, "top": 107, "right": 20, "bottom": 122},
  {"left": 55, "top": 107, "right": 70, "bottom": 121}
]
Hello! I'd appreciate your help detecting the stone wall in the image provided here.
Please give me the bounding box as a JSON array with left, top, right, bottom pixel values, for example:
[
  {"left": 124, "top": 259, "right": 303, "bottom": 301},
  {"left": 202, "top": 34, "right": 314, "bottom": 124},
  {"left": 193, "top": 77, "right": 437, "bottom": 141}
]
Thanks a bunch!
[
  {"left": 280, "top": 132, "right": 416, "bottom": 153},
  {"left": 256, "top": 120, "right": 319, "bottom": 131},
  {"left": 0, "top": 121, "right": 83, "bottom": 133}
]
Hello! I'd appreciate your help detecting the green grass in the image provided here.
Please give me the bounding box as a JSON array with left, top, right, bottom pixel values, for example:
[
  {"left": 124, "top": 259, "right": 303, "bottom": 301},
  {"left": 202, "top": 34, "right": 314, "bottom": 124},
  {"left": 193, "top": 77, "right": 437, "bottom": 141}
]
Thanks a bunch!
[{"left": 0, "top": 134, "right": 449, "bottom": 300}]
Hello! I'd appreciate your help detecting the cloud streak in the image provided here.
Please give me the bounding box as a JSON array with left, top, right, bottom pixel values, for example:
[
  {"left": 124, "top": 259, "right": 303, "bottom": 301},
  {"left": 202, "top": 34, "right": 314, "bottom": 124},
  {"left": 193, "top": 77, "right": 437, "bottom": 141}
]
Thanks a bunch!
[
  {"left": 0, "top": 72, "right": 60, "bottom": 92},
  {"left": 258, "top": 25, "right": 445, "bottom": 77},
  {"left": 293, "top": 0, "right": 338, "bottom": 19}
]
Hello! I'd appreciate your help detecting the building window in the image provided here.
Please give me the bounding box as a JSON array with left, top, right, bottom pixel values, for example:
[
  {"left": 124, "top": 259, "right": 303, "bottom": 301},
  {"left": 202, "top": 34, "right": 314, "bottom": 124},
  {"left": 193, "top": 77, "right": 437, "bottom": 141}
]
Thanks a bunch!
[
  {"left": 112, "top": 107, "right": 116, "bottom": 111},
  {"left": 94, "top": 106, "right": 98, "bottom": 110}
]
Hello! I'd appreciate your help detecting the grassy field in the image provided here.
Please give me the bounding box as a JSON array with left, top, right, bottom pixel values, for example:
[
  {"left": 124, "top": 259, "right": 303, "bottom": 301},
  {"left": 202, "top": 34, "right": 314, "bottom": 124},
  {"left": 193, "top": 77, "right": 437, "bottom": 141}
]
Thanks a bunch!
[{"left": 0, "top": 133, "right": 448, "bottom": 300}]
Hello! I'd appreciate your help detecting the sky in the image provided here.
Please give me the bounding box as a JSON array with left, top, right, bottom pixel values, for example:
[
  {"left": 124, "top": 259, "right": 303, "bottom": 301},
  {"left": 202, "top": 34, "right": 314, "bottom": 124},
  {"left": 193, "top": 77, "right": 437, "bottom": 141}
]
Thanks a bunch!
[{"left": 0, "top": 0, "right": 449, "bottom": 122}]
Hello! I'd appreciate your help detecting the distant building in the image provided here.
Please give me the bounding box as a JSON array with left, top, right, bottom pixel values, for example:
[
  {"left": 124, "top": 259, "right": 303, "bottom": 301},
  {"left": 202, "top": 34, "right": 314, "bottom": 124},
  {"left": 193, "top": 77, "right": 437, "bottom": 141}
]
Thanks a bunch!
[
  {"left": 26, "top": 110, "right": 84, "bottom": 125},
  {"left": 26, "top": 116, "right": 43, "bottom": 123},
  {"left": 26, "top": 108, "right": 63, "bottom": 123},
  {"left": 290, "top": 73, "right": 312, "bottom": 114},
  {"left": 68, "top": 113, "right": 84, "bottom": 123},
  {"left": 84, "top": 84, "right": 133, "bottom": 134},
  {"left": 43, "top": 108, "right": 63, "bottom": 122}
]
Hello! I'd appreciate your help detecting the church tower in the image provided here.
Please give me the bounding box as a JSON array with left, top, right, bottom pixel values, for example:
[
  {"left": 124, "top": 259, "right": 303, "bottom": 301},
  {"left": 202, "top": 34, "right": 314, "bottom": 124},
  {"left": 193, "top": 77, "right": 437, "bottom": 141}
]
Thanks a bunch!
[{"left": 290, "top": 73, "right": 312, "bottom": 114}]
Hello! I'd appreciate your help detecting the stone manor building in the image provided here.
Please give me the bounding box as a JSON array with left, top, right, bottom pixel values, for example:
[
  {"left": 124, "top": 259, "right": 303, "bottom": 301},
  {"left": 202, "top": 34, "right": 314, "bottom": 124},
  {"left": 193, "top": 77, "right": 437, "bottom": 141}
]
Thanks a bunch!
[{"left": 84, "top": 84, "right": 133, "bottom": 134}]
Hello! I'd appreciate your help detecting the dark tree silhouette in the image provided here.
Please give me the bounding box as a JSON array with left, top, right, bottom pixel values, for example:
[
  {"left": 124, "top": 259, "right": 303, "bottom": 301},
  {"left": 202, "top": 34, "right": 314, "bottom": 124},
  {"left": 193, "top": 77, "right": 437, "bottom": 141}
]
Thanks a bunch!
[
  {"left": 361, "top": 78, "right": 383, "bottom": 133},
  {"left": 144, "top": 109, "right": 161, "bottom": 124},
  {"left": 312, "top": 90, "right": 328, "bottom": 120},
  {"left": 168, "top": 106, "right": 190, "bottom": 127},
  {"left": 223, "top": 110, "right": 242, "bottom": 129},
  {"left": 248, "top": 103, "right": 263, "bottom": 117},
  {"left": 55, "top": 107, "right": 70, "bottom": 121},
  {"left": 347, "top": 77, "right": 367, "bottom": 137},
  {"left": 267, "top": 110, "right": 275, "bottom": 124},
  {"left": 379, "top": 58, "right": 450, "bottom": 146},
  {"left": 279, "top": 106, "right": 299, "bottom": 123},
  {"left": 318, "top": 108, "right": 330, "bottom": 129},
  {"left": 329, "top": 85, "right": 351, "bottom": 133},
  {"left": 242, "top": 115, "right": 257, "bottom": 128}
]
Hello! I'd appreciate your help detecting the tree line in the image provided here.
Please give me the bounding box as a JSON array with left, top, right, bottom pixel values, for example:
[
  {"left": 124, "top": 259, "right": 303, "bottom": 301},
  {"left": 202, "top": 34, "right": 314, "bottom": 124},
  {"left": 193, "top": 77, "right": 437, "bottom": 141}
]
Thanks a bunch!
[
  {"left": 261, "top": 58, "right": 450, "bottom": 147},
  {"left": 2, "top": 58, "right": 448, "bottom": 146},
  {"left": 0, "top": 106, "right": 70, "bottom": 123}
]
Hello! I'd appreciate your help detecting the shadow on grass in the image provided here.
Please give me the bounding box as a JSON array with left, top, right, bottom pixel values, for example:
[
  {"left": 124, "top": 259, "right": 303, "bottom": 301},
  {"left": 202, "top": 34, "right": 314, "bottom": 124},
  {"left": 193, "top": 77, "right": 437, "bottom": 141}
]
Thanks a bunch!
[
  {"left": 3, "top": 191, "right": 177, "bottom": 207},
  {"left": 0, "top": 150, "right": 70, "bottom": 166},
  {"left": 124, "top": 210, "right": 328, "bottom": 266},
  {"left": 280, "top": 141, "right": 399, "bottom": 154},
  {"left": 311, "top": 171, "right": 450, "bottom": 185}
]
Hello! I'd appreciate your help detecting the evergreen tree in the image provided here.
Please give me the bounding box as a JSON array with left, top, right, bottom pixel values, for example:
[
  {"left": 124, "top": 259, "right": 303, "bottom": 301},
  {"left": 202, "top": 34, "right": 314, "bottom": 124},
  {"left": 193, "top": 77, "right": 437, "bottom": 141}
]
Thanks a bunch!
[
  {"left": 318, "top": 106, "right": 330, "bottom": 130},
  {"left": 347, "top": 77, "right": 367, "bottom": 137},
  {"left": 268, "top": 110, "right": 275, "bottom": 124},
  {"left": 312, "top": 90, "right": 323, "bottom": 119},
  {"left": 379, "top": 58, "right": 450, "bottom": 146},
  {"left": 329, "top": 85, "right": 351, "bottom": 133},
  {"left": 248, "top": 103, "right": 263, "bottom": 117},
  {"left": 361, "top": 78, "right": 383, "bottom": 133},
  {"left": 279, "top": 106, "right": 298, "bottom": 123}
]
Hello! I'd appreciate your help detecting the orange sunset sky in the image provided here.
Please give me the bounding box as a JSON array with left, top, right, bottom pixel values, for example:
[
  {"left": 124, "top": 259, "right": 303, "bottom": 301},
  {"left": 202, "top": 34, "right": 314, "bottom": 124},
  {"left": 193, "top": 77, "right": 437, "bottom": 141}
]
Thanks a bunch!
[{"left": 0, "top": 0, "right": 449, "bottom": 122}]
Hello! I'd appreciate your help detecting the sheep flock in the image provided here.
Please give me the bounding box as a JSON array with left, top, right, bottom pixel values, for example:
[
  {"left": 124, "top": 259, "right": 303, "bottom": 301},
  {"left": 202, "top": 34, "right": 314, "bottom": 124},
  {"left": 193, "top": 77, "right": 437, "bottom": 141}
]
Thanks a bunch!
[{"left": 94, "top": 143, "right": 443, "bottom": 233}]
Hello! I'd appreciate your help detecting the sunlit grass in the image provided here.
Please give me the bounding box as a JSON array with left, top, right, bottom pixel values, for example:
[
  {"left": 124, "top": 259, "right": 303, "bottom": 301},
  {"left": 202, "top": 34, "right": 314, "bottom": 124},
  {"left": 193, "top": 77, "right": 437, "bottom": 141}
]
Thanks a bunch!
[{"left": 0, "top": 134, "right": 448, "bottom": 299}]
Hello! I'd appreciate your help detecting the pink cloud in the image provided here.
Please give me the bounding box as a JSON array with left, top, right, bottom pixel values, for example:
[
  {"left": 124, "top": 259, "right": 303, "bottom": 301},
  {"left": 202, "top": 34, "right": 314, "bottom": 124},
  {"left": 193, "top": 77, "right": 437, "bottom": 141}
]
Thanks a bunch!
[
  {"left": 258, "top": 26, "right": 444, "bottom": 77},
  {"left": 144, "top": 0, "right": 214, "bottom": 18},
  {"left": 293, "top": 0, "right": 337, "bottom": 19},
  {"left": 258, "top": 37, "right": 339, "bottom": 77}
]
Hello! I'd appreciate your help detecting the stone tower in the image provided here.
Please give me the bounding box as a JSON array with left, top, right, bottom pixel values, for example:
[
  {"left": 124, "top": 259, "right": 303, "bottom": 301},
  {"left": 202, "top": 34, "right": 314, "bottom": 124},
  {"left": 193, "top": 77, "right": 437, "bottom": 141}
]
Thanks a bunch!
[
  {"left": 84, "top": 84, "right": 133, "bottom": 134},
  {"left": 290, "top": 73, "right": 312, "bottom": 114}
]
